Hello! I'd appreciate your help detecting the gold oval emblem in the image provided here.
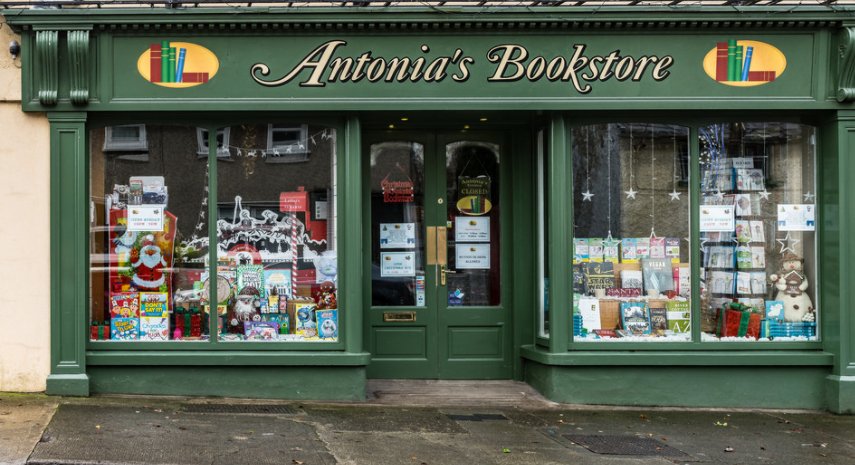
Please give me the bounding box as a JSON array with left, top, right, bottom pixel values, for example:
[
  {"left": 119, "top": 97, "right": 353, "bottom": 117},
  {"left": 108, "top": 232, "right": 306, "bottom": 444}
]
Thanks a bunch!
[
  {"left": 702, "top": 40, "right": 786, "bottom": 87},
  {"left": 137, "top": 41, "right": 219, "bottom": 88},
  {"left": 456, "top": 196, "right": 492, "bottom": 216}
]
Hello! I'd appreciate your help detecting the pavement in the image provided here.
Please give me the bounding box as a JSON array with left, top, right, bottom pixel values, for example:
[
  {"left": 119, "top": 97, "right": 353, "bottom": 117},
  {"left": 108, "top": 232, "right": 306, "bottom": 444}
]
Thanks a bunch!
[{"left": 2, "top": 381, "right": 855, "bottom": 465}]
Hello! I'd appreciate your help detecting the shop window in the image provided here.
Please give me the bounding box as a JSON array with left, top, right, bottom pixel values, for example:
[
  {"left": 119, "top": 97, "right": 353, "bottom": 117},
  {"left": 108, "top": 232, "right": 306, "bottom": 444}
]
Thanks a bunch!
[
  {"left": 216, "top": 124, "right": 337, "bottom": 342},
  {"left": 536, "top": 128, "right": 550, "bottom": 339},
  {"left": 699, "top": 123, "right": 818, "bottom": 342},
  {"left": 196, "top": 127, "right": 231, "bottom": 159},
  {"left": 103, "top": 124, "right": 148, "bottom": 152},
  {"left": 571, "top": 124, "right": 691, "bottom": 342},
  {"left": 90, "top": 125, "right": 209, "bottom": 342},
  {"left": 265, "top": 124, "right": 310, "bottom": 163}
]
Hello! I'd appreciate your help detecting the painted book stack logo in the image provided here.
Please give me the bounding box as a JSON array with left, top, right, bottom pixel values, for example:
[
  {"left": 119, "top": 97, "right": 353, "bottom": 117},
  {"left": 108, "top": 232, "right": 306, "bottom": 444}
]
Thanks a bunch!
[
  {"left": 703, "top": 40, "right": 786, "bottom": 87},
  {"left": 137, "top": 41, "right": 219, "bottom": 88}
]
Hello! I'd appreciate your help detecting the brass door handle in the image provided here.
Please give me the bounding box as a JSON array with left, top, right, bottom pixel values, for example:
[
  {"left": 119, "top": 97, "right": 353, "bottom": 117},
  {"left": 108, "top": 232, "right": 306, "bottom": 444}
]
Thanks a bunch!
[{"left": 440, "top": 265, "right": 457, "bottom": 286}]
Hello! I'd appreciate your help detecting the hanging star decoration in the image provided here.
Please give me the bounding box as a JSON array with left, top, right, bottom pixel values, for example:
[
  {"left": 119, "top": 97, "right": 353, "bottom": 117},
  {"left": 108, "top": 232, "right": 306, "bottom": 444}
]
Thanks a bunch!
[
  {"left": 668, "top": 190, "right": 682, "bottom": 201},
  {"left": 582, "top": 190, "right": 594, "bottom": 202},
  {"left": 625, "top": 187, "right": 638, "bottom": 200},
  {"left": 803, "top": 191, "right": 816, "bottom": 202},
  {"left": 758, "top": 189, "right": 771, "bottom": 201},
  {"left": 602, "top": 234, "right": 621, "bottom": 254},
  {"left": 776, "top": 232, "right": 801, "bottom": 255},
  {"left": 713, "top": 189, "right": 725, "bottom": 201}
]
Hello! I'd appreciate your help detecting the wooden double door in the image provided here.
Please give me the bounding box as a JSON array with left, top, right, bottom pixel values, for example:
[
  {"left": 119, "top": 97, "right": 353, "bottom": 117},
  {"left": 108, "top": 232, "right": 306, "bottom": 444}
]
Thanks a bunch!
[{"left": 363, "top": 131, "right": 512, "bottom": 379}]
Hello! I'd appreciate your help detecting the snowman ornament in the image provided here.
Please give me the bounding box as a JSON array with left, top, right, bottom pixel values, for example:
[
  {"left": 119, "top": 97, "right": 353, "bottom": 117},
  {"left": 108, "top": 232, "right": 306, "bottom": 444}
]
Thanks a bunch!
[
  {"left": 769, "top": 252, "right": 815, "bottom": 322},
  {"left": 132, "top": 235, "right": 167, "bottom": 290}
]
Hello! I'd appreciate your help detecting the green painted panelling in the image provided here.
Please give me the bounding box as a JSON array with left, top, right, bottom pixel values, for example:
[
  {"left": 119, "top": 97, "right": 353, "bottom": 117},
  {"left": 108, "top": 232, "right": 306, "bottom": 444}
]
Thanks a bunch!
[
  {"left": 87, "top": 351, "right": 371, "bottom": 366},
  {"left": 525, "top": 361, "right": 829, "bottom": 409},
  {"left": 521, "top": 345, "right": 833, "bottom": 366},
  {"left": 510, "top": 127, "right": 535, "bottom": 380},
  {"left": 826, "top": 375, "right": 855, "bottom": 414},
  {"left": 45, "top": 374, "right": 89, "bottom": 397},
  {"left": 447, "top": 327, "right": 502, "bottom": 358},
  {"left": 373, "top": 328, "right": 427, "bottom": 357},
  {"left": 88, "top": 366, "right": 366, "bottom": 400}
]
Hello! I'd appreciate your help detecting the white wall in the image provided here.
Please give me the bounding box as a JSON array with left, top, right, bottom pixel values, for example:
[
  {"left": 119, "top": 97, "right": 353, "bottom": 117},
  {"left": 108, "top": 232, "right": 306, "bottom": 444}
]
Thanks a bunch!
[{"left": 0, "top": 16, "right": 51, "bottom": 392}]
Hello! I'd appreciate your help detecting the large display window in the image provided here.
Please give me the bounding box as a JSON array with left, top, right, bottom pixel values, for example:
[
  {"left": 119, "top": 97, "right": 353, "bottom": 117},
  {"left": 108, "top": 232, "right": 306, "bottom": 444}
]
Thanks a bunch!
[
  {"left": 89, "top": 122, "right": 339, "bottom": 343},
  {"left": 215, "top": 124, "right": 338, "bottom": 342},
  {"left": 565, "top": 121, "right": 819, "bottom": 344},
  {"left": 699, "top": 123, "right": 818, "bottom": 342},
  {"left": 90, "top": 124, "right": 210, "bottom": 342},
  {"left": 570, "top": 124, "right": 691, "bottom": 342}
]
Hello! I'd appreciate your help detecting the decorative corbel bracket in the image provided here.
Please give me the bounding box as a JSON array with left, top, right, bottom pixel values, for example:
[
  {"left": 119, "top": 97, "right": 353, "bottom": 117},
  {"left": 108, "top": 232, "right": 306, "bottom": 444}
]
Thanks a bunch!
[
  {"left": 36, "top": 30, "right": 58, "bottom": 106},
  {"left": 838, "top": 27, "right": 855, "bottom": 102},
  {"left": 67, "top": 30, "right": 90, "bottom": 105}
]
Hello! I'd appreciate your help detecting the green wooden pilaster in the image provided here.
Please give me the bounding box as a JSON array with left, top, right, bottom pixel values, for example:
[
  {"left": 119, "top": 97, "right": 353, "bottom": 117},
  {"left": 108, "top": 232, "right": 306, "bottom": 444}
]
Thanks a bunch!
[
  {"left": 344, "top": 116, "right": 363, "bottom": 354},
  {"left": 824, "top": 113, "right": 855, "bottom": 413},
  {"left": 689, "top": 126, "right": 702, "bottom": 345},
  {"left": 548, "top": 115, "right": 570, "bottom": 352},
  {"left": 46, "top": 112, "right": 89, "bottom": 396}
]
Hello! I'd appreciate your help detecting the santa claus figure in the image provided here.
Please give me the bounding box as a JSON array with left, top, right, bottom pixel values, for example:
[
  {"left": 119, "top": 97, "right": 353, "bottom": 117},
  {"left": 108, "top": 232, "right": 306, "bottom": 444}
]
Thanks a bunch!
[{"left": 132, "top": 234, "right": 168, "bottom": 290}]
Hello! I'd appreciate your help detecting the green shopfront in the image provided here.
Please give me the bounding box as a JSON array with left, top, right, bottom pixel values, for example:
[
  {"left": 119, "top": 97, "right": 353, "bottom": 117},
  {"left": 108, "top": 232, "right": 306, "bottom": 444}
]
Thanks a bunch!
[{"left": 5, "top": 4, "right": 855, "bottom": 413}]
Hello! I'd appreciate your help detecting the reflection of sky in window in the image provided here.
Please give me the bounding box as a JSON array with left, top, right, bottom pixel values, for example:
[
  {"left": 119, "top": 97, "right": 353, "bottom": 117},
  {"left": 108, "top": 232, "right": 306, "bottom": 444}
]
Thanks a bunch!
[
  {"left": 370, "top": 141, "right": 424, "bottom": 167},
  {"left": 445, "top": 141, "right": 499, "bottom": 168}
]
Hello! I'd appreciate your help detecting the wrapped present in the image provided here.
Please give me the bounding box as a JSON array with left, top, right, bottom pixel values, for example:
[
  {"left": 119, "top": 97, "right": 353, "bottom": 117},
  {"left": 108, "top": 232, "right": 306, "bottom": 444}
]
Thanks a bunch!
[
  {"left": 760, "top": 320, "right": 817, "bottom": 338},
  {"left": 716, "top": 302, "right": 761, "bottom": 339},
  {"left": 90, "top": 321, "right": 111, "bottom": 340}
]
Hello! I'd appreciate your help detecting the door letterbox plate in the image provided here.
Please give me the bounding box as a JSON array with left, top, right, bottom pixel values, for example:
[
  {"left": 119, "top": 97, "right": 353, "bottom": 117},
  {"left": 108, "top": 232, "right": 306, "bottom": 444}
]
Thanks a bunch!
[{"left": 383, "top": 311, "right": 416, "bottom": 322}]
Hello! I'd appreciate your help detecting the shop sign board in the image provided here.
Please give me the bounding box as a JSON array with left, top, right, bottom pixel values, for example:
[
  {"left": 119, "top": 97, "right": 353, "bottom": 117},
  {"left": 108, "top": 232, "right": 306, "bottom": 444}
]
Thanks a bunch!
[{"left": 107, "top": 34, "right": 814, "bottom": 106}]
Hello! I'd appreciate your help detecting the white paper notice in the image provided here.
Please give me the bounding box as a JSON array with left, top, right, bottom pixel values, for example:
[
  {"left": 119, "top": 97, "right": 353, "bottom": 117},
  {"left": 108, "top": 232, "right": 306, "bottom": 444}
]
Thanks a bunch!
[
  {"left": 578, "top": 297, "right": 601, "bottom": 332},
  {"left": 379, "top": 223, "right": 416, "bottom": 249},
  {"left": 730, "top": 158, "right": 754, "bottom": 169},
  {"left": 699, "top": 205, "right": 735, "bottom": 232},
  {"left": 454, "top": 216, "right": 490, "bottom": 242},
  {"left": 314, "top": 201, "right": 329, "bottom": 220},
  {"left": 380, "top": 252, "right": 416, "bottom": 277},
  {"left": 127, "top": 205, "right": 165, "bottom": 232},
  {"left": 777, "top": 204, "right": 816, "bottom": 231},
  {"left": 455, "top": 243, "right": 490, "bottom": 269}
]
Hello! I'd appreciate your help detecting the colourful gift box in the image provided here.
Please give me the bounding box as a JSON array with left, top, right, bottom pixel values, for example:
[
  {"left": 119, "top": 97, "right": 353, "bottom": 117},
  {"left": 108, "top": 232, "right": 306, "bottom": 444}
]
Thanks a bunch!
[{"left": 716, "top": 303, "right": 761, "bottom": 339}]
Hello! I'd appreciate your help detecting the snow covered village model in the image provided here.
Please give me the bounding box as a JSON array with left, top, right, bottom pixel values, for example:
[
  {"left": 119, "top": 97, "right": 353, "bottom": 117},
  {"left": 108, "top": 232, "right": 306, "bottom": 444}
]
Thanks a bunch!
[{"left": 91, "top": 176, "right": 338, "bottom": 343}]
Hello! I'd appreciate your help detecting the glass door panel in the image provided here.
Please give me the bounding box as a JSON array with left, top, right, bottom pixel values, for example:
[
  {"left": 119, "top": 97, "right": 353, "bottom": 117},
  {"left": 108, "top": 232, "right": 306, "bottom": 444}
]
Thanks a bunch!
[
  {"left": 444, "top": 141, "right": 501, "bottom": 307},
  {"left": 370, "top": 142, "right": 427, "bottom": 307}
]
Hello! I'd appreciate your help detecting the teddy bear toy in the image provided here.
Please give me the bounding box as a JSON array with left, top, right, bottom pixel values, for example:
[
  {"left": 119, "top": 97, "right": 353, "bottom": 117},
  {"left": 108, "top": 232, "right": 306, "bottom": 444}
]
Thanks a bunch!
[
  {"left": 315, "top": 281, "right": 338, "bottom": 309},
  {"left": 769, "top": 252, "right": 814, "bottom": 322}
]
